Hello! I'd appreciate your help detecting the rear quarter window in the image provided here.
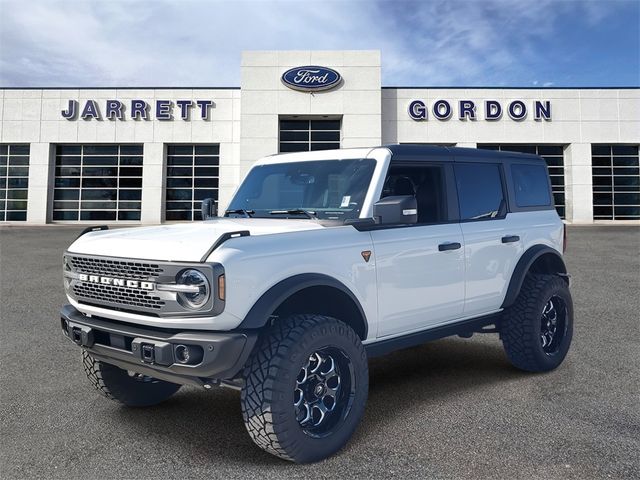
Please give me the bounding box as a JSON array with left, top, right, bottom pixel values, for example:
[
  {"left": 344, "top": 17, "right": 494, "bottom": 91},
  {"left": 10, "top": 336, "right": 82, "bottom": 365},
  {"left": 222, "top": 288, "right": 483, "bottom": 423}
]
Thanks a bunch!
[
  {"left": 455, "top": 163, "right": 505, "bottom": 220},
  {"left": 511, "top": 163, "right": 552, "bottom": 207}
]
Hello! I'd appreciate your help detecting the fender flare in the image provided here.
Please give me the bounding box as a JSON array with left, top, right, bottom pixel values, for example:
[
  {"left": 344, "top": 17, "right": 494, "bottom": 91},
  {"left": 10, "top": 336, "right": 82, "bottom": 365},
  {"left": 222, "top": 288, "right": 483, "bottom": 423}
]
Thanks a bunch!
[
  {"left": 238, "top": 273, "right": 368, "bottom": 338},
  {"left": 501, "top": 245, "right": 567, "bottom": 309}
]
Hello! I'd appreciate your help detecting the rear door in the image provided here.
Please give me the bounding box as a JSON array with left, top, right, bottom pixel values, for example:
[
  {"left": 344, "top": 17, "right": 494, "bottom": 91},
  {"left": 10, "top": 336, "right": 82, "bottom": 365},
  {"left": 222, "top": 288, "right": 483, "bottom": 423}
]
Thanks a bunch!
[
  {"left": 371, "top": 162, "right": 466, "bottom": 337},
  {"left": 454, "top": 162, "right": 519, "bottom": 316}
]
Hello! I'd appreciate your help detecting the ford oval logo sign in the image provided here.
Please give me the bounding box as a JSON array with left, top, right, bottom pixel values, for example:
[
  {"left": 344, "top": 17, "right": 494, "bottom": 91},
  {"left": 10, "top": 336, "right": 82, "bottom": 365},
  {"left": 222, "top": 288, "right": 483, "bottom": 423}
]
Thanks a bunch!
[{"left": 281, "top": 66, "right": 342, "bottom": 92}]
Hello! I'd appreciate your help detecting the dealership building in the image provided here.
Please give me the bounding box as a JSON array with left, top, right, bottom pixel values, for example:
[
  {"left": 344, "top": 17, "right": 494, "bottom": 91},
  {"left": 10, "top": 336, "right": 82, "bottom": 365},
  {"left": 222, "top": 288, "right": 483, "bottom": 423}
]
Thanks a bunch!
[{"left": 1, "top": 50, "right": 638, "bottom": 225}]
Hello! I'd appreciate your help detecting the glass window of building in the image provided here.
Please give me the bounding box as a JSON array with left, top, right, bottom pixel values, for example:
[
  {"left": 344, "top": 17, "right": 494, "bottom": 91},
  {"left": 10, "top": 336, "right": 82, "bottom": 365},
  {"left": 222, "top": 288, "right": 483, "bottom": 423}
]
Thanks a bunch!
[
  {"left": 53, "top": 145, "right": 143, "bottom": 221},
  {"left": 478, "top": 145, "right": 565, "bottom": 218},
  {"left": 279, "top": 119, "right": 341, "bottom": 153},
  {"left": 592, "top": 145, "right": 640, "bottom": 220},
  {"left": 0, "top": 144, "right": 30, "bottom": 221},
  {"left": 165, "top": 145, "right": 219, "bottom": 221}
]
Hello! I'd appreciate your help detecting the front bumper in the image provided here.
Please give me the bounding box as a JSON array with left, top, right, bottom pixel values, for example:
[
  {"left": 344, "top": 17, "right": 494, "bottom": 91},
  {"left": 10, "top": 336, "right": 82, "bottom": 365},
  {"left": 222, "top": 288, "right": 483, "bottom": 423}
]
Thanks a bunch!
[{"left": 60, "top": 305, "right": 257, "bottom": 387}]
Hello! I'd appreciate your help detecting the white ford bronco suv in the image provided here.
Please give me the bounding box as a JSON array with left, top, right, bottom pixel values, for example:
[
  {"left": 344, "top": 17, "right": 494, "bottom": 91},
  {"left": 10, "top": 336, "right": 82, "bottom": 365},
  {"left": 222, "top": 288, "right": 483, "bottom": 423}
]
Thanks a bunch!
[{"left": 61, "top": 145, "right": 573, "bottom": 463}]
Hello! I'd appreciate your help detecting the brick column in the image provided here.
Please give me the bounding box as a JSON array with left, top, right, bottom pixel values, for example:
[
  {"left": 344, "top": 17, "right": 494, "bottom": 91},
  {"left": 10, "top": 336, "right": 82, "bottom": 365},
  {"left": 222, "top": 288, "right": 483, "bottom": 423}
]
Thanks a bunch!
[
  {"left": 26, "top": 142, "right": 53, "bottom": 224},
  {"left": 564, "top": 143, "right": 593, "bottom": 224},
  {"left": 140, "top": 142, "right": 165, "bottom": 225}
]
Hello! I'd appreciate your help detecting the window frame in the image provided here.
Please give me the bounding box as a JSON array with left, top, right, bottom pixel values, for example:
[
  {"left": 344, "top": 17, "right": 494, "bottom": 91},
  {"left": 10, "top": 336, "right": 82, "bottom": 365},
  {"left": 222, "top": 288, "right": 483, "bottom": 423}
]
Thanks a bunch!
[
  {"left": 358, "top": 160, "right": 458, "bottom": 231},
  {"left": 0, "top": 144, "right": 30, "bottom": 221},
  {"left": 510, "top": 162, "right": 554, "bottom": 208},
  {"left": 52, "top": 144, "right": 143, "bottom": 222},
  {"left": 453, "top": 161, "right": 510, "bottom": 223},
  {"left": 501, "top": 160, "right": 556, "bottom": 215},
  {"left": 278, "top": 118, "right": 341, "bottom": 153},
  {"left": 164, "top": 144, "right": 220, "bottom": 222},
  {"left": 478, "top": 144, "right": 565, "bottom": 218},
  {"left": 591, "top": 144, "right": 640, "bottom": 220}
]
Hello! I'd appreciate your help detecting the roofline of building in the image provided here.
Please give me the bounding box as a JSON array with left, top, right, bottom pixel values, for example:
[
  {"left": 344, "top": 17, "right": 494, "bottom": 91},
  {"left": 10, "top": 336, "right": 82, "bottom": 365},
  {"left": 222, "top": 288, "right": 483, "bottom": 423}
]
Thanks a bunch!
[
  {"left": 381, "top": 86, "right": 640, "bottom": 90},
  {"left": 0, "top": 86, "right": 638, "bottom": 90},
  {"left": 0, "top": 86, "right": 242, "bottom": 90}
]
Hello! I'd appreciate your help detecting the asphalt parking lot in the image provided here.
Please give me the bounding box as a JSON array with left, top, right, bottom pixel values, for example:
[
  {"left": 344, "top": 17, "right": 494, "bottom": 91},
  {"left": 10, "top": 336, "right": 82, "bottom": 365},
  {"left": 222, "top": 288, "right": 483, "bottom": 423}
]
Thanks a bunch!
[{"left": 1, "top": 225, "right": 639, "bottom": 479}]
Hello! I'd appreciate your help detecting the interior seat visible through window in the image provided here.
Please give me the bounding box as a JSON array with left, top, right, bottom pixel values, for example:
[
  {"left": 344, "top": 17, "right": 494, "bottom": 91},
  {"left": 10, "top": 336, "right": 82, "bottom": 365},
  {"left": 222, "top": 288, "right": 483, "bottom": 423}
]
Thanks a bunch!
[
  {"left": 381, "top": 165, "right": 446, "bottom": 224},
  {"left": 382, "top": 176, "right": 415, "bottom": 197}
]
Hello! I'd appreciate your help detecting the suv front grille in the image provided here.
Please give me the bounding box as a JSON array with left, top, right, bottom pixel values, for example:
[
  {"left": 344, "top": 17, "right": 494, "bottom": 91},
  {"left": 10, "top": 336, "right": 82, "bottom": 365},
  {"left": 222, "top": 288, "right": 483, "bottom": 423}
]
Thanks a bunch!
[
  {"left": 66, "top": 254, "right": 167, "bottom": 313},
  {"left": 68, "top": 256, "right": 164, "bottom": 281},
  {"left": 72, "top": 283, "right": 166, "bottom": 310},
  {"left": 63, "top": 252, "right": 219, "bottom": 316}
]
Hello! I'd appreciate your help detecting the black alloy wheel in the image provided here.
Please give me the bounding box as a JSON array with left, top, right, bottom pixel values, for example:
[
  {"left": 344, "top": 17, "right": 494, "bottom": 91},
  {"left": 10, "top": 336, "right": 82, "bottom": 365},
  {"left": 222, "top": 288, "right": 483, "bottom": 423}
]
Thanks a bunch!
[
  {"left": 294, "top": 347, "right": 356, "bottom": 438},
  {"left": 540, "top": 295, "right": 568, "bottom": 355}
]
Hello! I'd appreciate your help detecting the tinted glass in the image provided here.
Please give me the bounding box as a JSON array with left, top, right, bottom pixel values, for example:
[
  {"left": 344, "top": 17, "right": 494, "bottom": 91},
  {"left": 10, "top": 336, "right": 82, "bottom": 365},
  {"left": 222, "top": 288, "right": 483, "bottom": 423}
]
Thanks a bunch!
[
  {"left": 165, "top": 144, "right": 219, "bottom": 221},
  {"left": 381, "top": 165, "right": 447, "bottom": 223},
  {"left": 279, "top": 119, "right": 341, "bottom": 153},
  {"left": 228, "top": 159, "right": 376, "bottom": 221},
  {"left": 1, "top": 144, "right": 30, "bottom": 221},
  {"left": 591, "top": 145, "right": 640, "bottom": 219},
  {"left": 511, "top": 164, "right": 552, "bottom": 207},
  {"left": 591, "top": 145, "right": 611, "bottom": 156},
  {"left": 477, "top": 144, "right": 565, "bottom": 219},
  {"left": 53, "top": 144, "right": 143, "bottom": 222},
  {"left": 455, "top": 163, "right": 505, "bottom": 220},
  {"left": 167, "top": 145, "right": 193, "bottom": 155}
]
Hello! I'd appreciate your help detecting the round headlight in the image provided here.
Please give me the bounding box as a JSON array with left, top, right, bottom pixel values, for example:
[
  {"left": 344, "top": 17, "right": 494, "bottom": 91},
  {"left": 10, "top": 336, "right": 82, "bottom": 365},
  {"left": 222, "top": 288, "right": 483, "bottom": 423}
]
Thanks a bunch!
[{"left": 176, "top": 269, "right": 210, "bottom": 309}]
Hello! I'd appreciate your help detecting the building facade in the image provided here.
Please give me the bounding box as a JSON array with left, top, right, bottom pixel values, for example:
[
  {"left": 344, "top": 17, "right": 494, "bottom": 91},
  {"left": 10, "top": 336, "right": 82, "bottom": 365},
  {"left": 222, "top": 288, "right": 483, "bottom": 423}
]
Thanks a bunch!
[{"left": 1, "top": 50, "right": 638, "bottom": 225}]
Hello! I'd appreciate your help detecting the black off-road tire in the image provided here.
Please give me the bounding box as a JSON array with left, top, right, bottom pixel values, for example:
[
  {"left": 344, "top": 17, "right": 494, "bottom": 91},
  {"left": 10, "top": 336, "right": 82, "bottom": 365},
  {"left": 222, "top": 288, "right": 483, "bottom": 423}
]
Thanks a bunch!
[
  {"left": 500, "top": 274, "right": 573, "bottom": 372},
  {"left": 241, "top": 314, "right": 368, "bottom": 463},
  {"left": 82, "top": 350, "right": 181, "bottom": 407}
]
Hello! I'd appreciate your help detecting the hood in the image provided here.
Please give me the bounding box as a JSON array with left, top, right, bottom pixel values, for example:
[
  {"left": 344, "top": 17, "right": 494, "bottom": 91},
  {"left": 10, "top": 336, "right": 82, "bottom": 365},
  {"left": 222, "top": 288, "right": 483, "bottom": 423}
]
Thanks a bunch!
[{"left": 67, "top": 218, "right": 325, "bottom": 262}]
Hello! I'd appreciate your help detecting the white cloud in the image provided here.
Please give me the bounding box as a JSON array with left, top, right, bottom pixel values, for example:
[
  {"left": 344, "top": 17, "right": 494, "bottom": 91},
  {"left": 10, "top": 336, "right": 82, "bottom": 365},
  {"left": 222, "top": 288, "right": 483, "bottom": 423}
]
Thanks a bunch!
[{"left": 0, "top": 0, "right": 630, "bottom": 87}]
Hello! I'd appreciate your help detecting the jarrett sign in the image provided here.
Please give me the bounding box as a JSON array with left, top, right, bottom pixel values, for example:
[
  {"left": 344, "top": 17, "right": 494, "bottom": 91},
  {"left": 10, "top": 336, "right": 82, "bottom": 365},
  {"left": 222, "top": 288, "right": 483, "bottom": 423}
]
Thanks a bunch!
[
  {"left": 408, "top": 99, "right": 552, "bottom": 121},
  {"left": 61, "top": 99, "right": 215, "bottom": 120}
]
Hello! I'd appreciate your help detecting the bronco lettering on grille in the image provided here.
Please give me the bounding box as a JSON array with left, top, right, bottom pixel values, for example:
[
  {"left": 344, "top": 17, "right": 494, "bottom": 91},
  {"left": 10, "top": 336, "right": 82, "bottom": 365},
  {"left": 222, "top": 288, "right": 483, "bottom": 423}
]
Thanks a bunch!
[{"left": 77, "top": 273, "right": 155, "bottom": 291}]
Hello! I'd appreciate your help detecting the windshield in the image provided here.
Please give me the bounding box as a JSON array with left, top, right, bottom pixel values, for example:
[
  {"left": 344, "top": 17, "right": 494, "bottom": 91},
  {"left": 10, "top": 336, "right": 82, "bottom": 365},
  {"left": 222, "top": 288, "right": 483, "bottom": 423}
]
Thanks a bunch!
[{"left": 227, "top": 159, "right": 376, "bottom": 220}]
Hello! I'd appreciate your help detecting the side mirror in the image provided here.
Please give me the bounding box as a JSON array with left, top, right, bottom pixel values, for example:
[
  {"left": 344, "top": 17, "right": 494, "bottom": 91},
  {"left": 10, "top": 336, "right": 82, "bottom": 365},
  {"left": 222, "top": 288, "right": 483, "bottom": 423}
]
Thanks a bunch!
[
  {"left": 373, "top": 195, "right": 418, "bottom": 225},
  {"left": 201, "top": 198, "right": 218, "bottom": 220}
]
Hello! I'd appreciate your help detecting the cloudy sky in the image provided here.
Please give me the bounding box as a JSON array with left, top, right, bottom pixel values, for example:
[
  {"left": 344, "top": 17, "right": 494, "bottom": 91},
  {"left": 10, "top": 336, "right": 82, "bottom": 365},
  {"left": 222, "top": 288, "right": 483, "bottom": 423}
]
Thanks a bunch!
[{"left": 0, "top": 0, "right": 638, "bottom": 87}]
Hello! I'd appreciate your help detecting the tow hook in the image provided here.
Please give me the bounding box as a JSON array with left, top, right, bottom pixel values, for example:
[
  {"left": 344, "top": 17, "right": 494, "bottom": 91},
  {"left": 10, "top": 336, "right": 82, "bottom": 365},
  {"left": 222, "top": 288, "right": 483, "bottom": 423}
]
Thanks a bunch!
[
  {"left": 64, "top": 321, "right": 94, "bottom": 348},
  {"left": 141, "top": 344, "right": 155, "bottom": 363},
  {"left": 131, "top": 339, "right": 174, "bottom": 366}
]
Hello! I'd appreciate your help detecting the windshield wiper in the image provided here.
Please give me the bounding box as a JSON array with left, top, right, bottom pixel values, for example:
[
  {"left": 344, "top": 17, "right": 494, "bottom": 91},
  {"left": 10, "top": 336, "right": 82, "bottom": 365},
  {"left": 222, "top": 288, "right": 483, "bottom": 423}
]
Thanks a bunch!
[
  {"left": 269, "top": 209, "right": 317, "bottom": 219},
  {"left": 225, "top": 209, "right": 255, "bottom": 218}
]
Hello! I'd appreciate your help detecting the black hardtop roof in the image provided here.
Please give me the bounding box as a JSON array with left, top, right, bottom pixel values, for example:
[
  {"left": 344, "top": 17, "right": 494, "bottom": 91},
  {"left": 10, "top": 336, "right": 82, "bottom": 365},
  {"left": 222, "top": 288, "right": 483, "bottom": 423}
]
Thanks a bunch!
[{"left": 384, "top": 144, "right": 544, "bottom": 163}]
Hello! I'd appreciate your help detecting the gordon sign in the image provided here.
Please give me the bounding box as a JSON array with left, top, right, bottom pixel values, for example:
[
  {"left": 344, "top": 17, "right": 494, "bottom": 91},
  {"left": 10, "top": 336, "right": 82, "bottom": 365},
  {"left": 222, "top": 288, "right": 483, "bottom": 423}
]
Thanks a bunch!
[
  {"left": 61, "top": 99, "right": 214, "bottom": 120},
  {"left": 281, "top": 66, "right": 342, "bottom": 92},
  {"left": 408, "top": 99, "right": 552, "bottom": 121}
]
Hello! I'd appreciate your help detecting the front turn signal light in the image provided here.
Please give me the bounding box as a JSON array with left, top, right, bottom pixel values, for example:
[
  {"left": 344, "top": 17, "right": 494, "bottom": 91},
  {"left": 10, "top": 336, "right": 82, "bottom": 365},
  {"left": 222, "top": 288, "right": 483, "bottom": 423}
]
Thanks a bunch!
[{"left": 217, "top": 274, "right": 226, "bottom": 301}]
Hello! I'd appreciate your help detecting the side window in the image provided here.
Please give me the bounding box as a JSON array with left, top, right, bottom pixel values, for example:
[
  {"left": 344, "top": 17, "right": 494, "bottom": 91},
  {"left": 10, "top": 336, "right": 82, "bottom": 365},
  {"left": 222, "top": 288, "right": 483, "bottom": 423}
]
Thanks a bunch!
[
  {"left": 455, "top": 163, "right": 505, "bottom": 220},
  {"left": 381, "top": 164, "right": 447, "bottom": 224},
  {"left": 511, "top": 163, "right": 552, "bottom": 207}
]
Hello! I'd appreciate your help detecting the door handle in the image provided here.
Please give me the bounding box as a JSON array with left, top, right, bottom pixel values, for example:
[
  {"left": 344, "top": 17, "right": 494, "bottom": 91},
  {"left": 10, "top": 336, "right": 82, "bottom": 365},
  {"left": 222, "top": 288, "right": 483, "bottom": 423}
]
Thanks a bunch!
[
  {"left": 438, "top": 242, "right": 462, "bottom": 251},
  {"left": 501, "top": 235, "right": 520, "bottom": 243}
]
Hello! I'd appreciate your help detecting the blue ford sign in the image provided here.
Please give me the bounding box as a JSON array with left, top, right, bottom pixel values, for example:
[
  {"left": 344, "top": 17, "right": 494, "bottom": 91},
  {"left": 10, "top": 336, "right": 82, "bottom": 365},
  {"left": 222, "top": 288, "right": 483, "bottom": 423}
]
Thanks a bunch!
[{"left": 281, "top": 66, "right": 342, "bottom": 92}]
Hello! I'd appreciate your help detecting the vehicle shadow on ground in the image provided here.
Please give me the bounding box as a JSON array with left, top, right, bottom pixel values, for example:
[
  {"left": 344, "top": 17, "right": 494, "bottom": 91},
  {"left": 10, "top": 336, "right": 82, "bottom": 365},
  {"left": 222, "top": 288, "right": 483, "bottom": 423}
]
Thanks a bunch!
[{"left": 115, "top": 336, "right": 520, "bottom": 467}]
